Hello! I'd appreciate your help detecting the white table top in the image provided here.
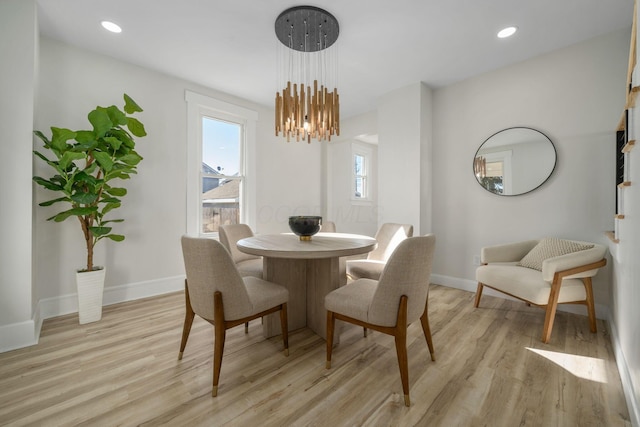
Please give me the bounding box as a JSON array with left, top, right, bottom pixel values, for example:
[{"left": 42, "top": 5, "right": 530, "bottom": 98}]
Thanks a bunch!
[{"left": 237, "top": 232, "right": 377, "bottom": 259}]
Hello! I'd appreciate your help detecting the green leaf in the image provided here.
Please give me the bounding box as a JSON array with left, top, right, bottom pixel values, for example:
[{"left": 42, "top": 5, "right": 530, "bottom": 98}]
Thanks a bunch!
[
  {"left": 102, "top": 202, "right": 121, "bottom": 215},
  {"left": 109, "top": 128, "right": 134, "bottom": 148},
  {"left": 118, "top": 152, "right": 143, "bottom": 166},
  {"left": 126, "top": 117, "right": 147, "bottom": 137},
  {"left": 105, "top": 171, "right": 130, "bottom": 180},
  {"left": 103, "top": 136, "right": 122, "bottom": 151},
  {"left": 50, "top": 127, "right": 76, "bottom": 152},
  {"left": 89, "top": 226, "right": 112, "bottom": 236},
  {"left": 101, "top": 219, "right": 124, "bottom": 224},
  {"left": 93, "top": 151, "right": 114, "bottom": 171},
  {"left": 74, "top": 171, "right": 101, "bottom": 187},
  {"left": 105, "top": 105, "right": 127, "bottom": 126},
  {"left": 105, "top": 187, "right": 127, "bottom": 197},
  {"left": 74, "top": 130, "right": 98, "bottom": 147},
  {"left": 123, "top": 94, "right": 143, "bottom": 114},
  {"left": 104, "top": 234, "right": 125, "bottom": 242},
  {"left": 99, "top": 196, "right": 121, "bottom": 204},
  {"left": 33, "top": 130, "right": 51, "bottom": 146},
  {"left": 88, "top": 108, "right": 112, "bottom": 138},
  {"left": 59, "top": 151, "right": 86, "bottom": 171},
  {"left": 33, "top": 176, "right": 64, "bottom": 191},
  {"left": 33, "top": 151, "right": 60, "bottom": 170},
  {"left": 70, "top": 191, "right": 98, "bottom": 205},
  {"left": 39, "top": 196, "right": 70, "bottom": 206},
  {"left": 48, "top": 206, "right": 97, "bottom": 222}
]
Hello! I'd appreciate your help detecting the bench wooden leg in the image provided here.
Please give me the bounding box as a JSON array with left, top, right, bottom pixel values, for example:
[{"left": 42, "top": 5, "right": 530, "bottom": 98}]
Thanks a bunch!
[
  {"left": 542, "top": 275, "right": 562, "bottom": 344},
  {"left": 583, "top": 277, "right": 597, "bottom": 333},
  {"left": 474, "top": 282, "right": 484, "bottom": 308}
]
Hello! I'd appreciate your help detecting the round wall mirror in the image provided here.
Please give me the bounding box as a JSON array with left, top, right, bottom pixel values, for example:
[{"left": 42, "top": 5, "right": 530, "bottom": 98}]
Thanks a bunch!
[{"left": 473, "top": 127, "right": 557, "bottom": 196}]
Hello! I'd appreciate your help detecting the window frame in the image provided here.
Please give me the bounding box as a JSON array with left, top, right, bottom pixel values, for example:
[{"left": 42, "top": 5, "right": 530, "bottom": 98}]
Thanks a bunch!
[
  {"left": 185, "top": 90, "right": 258, "bottom": 237},
  {"left": 351, "top": 143, "right": 373, "bottom": 204}
]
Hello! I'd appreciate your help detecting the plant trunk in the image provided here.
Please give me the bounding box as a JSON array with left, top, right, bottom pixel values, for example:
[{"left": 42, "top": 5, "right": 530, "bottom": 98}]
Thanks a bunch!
[{"left": 79, "top": 215, "right": 94, "bottom": 271}]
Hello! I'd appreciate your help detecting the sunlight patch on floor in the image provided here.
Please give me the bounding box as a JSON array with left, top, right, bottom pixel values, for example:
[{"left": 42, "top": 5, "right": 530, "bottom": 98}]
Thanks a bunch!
[{"left": 527, "top": 347, "right": 608, "bottom": 383}]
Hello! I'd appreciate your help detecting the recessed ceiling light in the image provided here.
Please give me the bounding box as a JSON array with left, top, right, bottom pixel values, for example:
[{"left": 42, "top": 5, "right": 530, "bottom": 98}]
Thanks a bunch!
[
  {"left": 101, "top": 21, "right": 122, "bottom": 33},
  {"left": 497, "top": 26, "right": 517, "bottom": 39}
]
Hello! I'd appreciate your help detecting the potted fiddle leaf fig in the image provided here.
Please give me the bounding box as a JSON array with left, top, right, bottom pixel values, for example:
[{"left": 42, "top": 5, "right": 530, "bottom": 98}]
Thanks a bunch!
[{"left": 33, "top": 94, "right": 147, "bottom": 324}]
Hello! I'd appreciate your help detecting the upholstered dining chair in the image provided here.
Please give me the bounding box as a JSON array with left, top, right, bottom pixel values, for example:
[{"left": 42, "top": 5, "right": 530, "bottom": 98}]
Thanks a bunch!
[
  {"left": 219, "top": 224, "right": 263, "bottom": 279},
  {"left": 346, "top": 223, "right": 413, "bottom": 281},
  {"left": 325, "top": 234, "right": 436, "bottom": 407},
  {"left": 179, "top": 236, "right": 289, "bottom": 397},
  {"left": 321, "top": 220, "right": 337, "bottom": 232},
  {"left": 475, "top": 237, "right": 607, "bottom": 343}
]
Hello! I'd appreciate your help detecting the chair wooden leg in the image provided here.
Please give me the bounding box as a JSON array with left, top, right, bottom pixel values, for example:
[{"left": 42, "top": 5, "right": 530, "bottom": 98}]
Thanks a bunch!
[
  {"left": 542, "top": 275, "right": 562, "bottom": 344},
  {"left": 280, "top": 303, "right": 289, "bottom": 356},
  {"left": 363, "top": 327, "right": 367, "bottom": 337},
  {"left": 179, "top": 280, "right": 195, "bottom": 360},
  {"left": 394, "top": 296, "right": 410, "bottom": 407},
  {"left": 583, "top": 277, "right": 597, "bottom": 333},
  {"left": 326, "top": 311, "right": 335, "bottom": 369},
  {"left": 474, "top": 282, "right": 484, "bottom": 308},
  {"left": 212, "top": 291, "right": 226, "bottom": 397},
  {"left": 244, "top": 322, "right": 249, "bottom": 334},
  {"left": 420, "top": 309, "right": 435, "bottom": 362}
]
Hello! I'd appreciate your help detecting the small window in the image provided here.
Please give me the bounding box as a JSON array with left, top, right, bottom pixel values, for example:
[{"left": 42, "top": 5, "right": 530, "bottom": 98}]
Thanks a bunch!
[
  {"left": 354, "top": 154, "right": 366, "bottom": 199},
  {"left": 352, "top": 144, "right": 372, "bottom": 202}
]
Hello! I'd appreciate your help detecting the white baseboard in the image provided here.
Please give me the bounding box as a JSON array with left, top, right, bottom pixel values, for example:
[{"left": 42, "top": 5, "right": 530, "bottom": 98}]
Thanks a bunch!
[
  {"left": 0, "top": 319, "right": 39, "bottom": 353},
  {"left": 430, "top": 274, "right": 608, "bottom": 320},
  {"left": 0, "top": 275, "right": 185, "bottom": 354},
  {"left": 607, "top": 311, "right": 640, "bottom": 427}
]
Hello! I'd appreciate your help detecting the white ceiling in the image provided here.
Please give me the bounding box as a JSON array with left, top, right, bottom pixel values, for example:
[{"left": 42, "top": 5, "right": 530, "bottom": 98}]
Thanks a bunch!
[{"left": 36, "top": 0, "right": 634, "bottom": 119}]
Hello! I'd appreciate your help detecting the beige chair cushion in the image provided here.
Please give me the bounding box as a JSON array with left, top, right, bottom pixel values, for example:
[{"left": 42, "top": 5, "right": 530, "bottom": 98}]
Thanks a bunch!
[
  {"left": 325, "top": 278, "right": 378, "bottom": 323},
  {"left": 345, "top": 260, "right": 385, "bottom": 281},
  {"left": 476, "top": 263, "right": 587, "bottom": 305},
  {"left": 518, "top": 237, "right": 594, "bottom": 271},
  {"left": 237, "top": 258, "right": 263, "bottom": 279},
  {"left": 244, "top": 276, "right": 288, "bottom": 314}
]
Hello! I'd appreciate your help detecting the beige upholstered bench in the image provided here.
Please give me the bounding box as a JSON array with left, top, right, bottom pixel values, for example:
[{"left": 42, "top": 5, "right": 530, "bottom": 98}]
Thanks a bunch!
[{"left": 474, "top": 238, "right": 607, "bottom": 343}]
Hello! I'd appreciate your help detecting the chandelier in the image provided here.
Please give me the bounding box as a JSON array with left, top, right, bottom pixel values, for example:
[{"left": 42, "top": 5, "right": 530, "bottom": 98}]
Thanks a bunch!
[
  {"left": 474, "top": 156, "right": 487, "bottom": 179},
  {"left": 274, "top": 6, "right": 340, "bottom": 143}
]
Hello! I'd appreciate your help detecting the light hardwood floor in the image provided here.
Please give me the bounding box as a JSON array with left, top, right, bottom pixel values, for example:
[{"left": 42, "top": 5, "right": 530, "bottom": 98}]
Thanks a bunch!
[{"left": 0, "top": 285, "right": 630, "bottom": 426}]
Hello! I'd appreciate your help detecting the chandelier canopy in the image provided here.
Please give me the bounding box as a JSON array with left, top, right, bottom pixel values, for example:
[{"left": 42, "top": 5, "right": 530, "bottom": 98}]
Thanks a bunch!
[{"left": 274, "top": 6, "right": 340, "bottom": 143}]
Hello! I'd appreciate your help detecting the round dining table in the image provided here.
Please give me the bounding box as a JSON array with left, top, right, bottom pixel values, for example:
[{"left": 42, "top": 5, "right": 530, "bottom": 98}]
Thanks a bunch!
[{"left": 237, "top": 232, "right": 377, "bottom": 342}]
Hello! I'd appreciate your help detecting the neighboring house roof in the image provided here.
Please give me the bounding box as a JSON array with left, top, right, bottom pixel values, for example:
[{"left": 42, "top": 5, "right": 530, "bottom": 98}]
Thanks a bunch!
[
  {"left": 202, "top": 179, "right": 239, "bottom": 201},
  {"left": 202, "top": 162, "right": 223, "bottom": 175}
]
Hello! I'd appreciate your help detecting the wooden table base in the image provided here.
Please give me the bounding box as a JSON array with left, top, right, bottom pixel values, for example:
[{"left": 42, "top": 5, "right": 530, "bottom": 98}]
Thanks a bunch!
[{"left": 262, "top": 256, "right": 342, "bottom": 343}]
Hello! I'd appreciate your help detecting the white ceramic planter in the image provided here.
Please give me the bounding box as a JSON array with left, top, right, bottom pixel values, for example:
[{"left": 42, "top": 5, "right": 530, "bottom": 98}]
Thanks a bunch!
[{"left": 76, "top": 267, "right": 106, "bottom": 324}]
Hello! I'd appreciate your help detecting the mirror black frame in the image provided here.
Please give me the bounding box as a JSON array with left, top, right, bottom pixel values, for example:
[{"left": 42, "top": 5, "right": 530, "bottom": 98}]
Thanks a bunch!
[{"left": 473, "top": 127, "right": 557, "bottom": 196}]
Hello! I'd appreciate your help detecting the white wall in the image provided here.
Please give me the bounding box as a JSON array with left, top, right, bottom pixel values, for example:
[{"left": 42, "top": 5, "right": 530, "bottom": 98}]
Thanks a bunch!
[
  {"left": 0, "top": 0, "right": 38, "bottom": 351},
  {"left": 431, "top": 30, "right": 628, "bottom": 313},
  {"left": 607, "top": 8, "right": 640, "bottom": 423},
  {"left": 31, "top": 37, "right": 321, "bottom": 315},
  {"left": 378, "top": 82, "right": 433, "bottom": 235}
]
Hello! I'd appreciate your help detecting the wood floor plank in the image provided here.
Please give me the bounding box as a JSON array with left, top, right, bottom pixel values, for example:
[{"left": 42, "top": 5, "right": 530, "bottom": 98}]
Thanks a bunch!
[{"left": 0, "top": 285, "right": 631, "bottom": 426}]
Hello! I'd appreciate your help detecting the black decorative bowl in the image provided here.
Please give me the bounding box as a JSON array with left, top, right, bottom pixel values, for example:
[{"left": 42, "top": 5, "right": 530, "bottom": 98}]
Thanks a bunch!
[{"left": 289, "top": 216, "right": 322, "bottom": 241}]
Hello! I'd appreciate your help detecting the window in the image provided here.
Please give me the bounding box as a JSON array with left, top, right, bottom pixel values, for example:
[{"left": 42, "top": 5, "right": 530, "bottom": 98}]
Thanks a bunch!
[
  {"left": 186, "top": 91, "right": 257, "bottom": 237},
  {"left": 480, "top": 150, "right": 512, "bottom": 195},
  {"left": 354, "top": 154, "right": 367, "bottom": 199},
  {"left": 352, "top": 144, "right": 373, "bottom": 202},
  {"left": 201, "top": 118, "right": 242, "bottom": 233}
]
